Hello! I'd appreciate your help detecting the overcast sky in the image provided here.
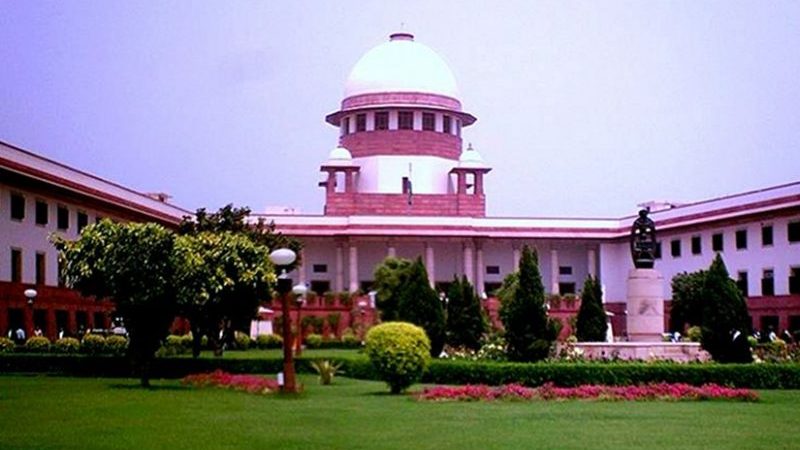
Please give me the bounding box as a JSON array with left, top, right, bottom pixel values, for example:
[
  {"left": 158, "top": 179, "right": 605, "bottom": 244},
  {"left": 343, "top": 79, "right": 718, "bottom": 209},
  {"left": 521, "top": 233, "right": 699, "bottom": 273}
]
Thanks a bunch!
[{"left": 1, "top": 1, "right": 798, "bottom": 218}]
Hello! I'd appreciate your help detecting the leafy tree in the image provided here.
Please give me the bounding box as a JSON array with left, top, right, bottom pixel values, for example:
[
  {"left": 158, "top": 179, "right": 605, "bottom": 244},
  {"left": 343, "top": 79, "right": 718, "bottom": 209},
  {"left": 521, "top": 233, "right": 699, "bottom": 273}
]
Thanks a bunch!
[
  {"left": 179, "top": 204, "right": 301, "bottom": 268},
  {"left": 669, "top": 270, "right": 707, "bottom": 332},
  {"left": 496, "top": 271, "right": 519, "bottom": 306},
  {"left": 373, "top": 257, "right": 413, "bottom": 321},
  {"left": 178, "top": 204, "right": 300, "bottom": 350},
  {"left": 445, "top": 275, "right": 487, "bottom": 350},
  {"left": 397, "top": 258, "right": 446, "bottom": 357},
  {"left": 173, "top": 232, "right": 276, "bottom": 357},
  {"left": 499, "top": 246, "right": 558, "bottom": 362},
  {"left": 700, "top": 254, "right": 752, "bottom": 363},
  {"left": 575, "top": 276, "right": 607, "bottom": 342},
  {"left": 53, "top": 220, "right": 177, "bottom": 387}
]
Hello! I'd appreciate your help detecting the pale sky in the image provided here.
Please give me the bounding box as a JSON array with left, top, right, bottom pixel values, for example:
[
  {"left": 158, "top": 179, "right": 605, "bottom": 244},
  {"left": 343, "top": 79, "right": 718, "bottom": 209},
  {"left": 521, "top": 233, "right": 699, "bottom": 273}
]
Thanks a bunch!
[{"left": 1, "top": 1, "right": 798, "bottom": 218}]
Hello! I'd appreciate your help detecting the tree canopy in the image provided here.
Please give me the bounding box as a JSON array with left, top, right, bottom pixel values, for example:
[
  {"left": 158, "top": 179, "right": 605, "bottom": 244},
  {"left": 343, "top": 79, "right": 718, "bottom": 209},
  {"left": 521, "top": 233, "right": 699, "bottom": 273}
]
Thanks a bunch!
[
  {"left": 396, "top": 258, "right": 446, "bottom": 357},
  {"left": 669, "top": 270, "right": 707, "bottom": 332},
  {"left": 373, "top": 257, "right": 413, "bottom": 321},
  {"left": 700, "top": 254, "right": 752, "bottom": 363},
  {"left": 53, "top": 220, "right": 177, "bottom": 386},
  {"left": 575, "top": 276, "right": 607, "bottom": 342},
  {"left": 445, "top": 275, "right": 487, "bottom": 350},
  {"left": 173, "top": 231, "right": 276, "bottom": 356},
  {"left": 499, "top": 246, "right": 558, "bottom": 362}
]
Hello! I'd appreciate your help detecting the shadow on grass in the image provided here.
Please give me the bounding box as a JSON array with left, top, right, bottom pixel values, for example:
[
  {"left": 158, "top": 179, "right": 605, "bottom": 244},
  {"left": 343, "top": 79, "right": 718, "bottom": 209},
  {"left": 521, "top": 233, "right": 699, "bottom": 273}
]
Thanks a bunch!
[{"left": 108, "top": 383, "right": 191, "bottom": 391}]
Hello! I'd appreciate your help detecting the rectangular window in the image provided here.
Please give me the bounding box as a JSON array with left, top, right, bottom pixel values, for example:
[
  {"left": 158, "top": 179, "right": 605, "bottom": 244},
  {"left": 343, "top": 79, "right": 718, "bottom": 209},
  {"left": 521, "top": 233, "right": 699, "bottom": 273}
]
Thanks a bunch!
[
  {"left": 737, "top": 271, "right": 748, "bottom": 297},
  {"left": 670, "top": 239, "right": 681, "bottom": 258},
  {"left": 398, "top": 111, "right": 413, "bottom": 130},
  {"left": 761, "top": 225, "right": 774, "bottom": 247},
  {"left": 443, "top": 115, "right": 452, "bottom": 134},
  {"left": 57, "top": 205, "right": 69, "bottom": 230},
  {"left": 691, "top": 236, "right": 702, "bottom": 255},
  {"left": 789, "top": 221, "right": 800, "bottom": 243},
  {"left": 486, "top": 265, "right": 500, "bottom": 275},
  {"left": 35, "top": 253, "right": 46, "bottom": 285},
  {"left": 375, "top": 112, "right": 389, "bottom": 130},
  {"left": 790, "top": 268, "right": 800, "bottom": 295},
  {"left": 735, "top": 229, "right": 747, "bottom": 250},
  {"left": 712, "top": 233, "right": 724, "bottom": 252},
  {"left": 456, "top": 119, "right": 461, "bottom": 137},
  {"left": 312, "top": 264, "right": 328, "bottom": 273},
  {"left": 341, "top": 117, "right": 350, "bottom": 136},
  {"left": 422, "top": 112, "right": 435, "bottom": 131},
  {"left": 10, "top": 193, "right": 25, "bottom": 220},
  {"left": 762, "top": 269, "right": 775, "bottom": 297},
  {"left": 310, "top": 280, "right": 330, "bottom": 296},
  {"left": 77, "top": 211, "right": 88, "bottom": 233},
  {"left": 558, "top": 282, "right": 576, "bottom": 295},
  {"left": 559, "top": 266, "right": 573, "bottom": 276},
  {"left": 11, "top": 249, "right": 22, "bottom": 283},
  {"left": 355, "top": 114, "right": 366, "bottom": 132},
  {"left": 654, "top": 241, "right": 662, "bottom": 259},
  {"left": 35, "top": 200, "right": 48, "bottom": 226}
]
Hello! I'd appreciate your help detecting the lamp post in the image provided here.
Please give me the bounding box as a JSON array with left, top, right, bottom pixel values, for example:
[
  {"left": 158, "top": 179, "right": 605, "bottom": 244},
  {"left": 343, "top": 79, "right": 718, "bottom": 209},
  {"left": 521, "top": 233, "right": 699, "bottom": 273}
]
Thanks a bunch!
[
  {"left": 24, "top": 288, "right": 37, "bottom": 306},
  {"left": 292, "top": 283, "right": 307, "bottom": 356},
  {"left": 269, "top": 248, "right": 298, "bottom": 393},
  {"left": 23, "top": 288, "right": 37, "bottom": 341}
]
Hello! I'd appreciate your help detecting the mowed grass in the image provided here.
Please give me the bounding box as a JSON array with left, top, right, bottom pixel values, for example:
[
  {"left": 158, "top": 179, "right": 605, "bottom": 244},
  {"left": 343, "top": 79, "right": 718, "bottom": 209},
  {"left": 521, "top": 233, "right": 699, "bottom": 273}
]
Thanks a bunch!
[{"left": 1, "top": 375, "right": 798, "bottom": 450}]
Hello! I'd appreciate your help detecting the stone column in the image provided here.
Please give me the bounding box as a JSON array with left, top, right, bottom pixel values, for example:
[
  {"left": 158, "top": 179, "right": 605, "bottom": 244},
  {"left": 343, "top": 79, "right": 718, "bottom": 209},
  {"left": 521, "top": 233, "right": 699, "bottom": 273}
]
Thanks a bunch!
[
  {"left": 474, "top": 172, "right": 484, "bottom": 195},
  {"left": 463, "top": 241, "right": 474, "bottom": 285},
  {"left": 550, "top": 249, "right": 559, "bottom": 295},
  {"left": 348, "top": 243, "right": 359, "bottom": 293},
  {"left": 387, "top": 242, "right": 396, "bottom": 258},
  {"left": 298, "top": 249, "right": 306, "bottom": 285},
  {"left": 587, "top": 249, "right": 597, "bottom": 278},
  {"left": 326, "top": 171, "right": 336, "bottom": 195},
  {"left": 475, "top": 241, "right": 484, "bottom": 296},
  {"left": 344, "top": 170, "right": 355, "bottom": 193},
  {"left": 425, "top": 242, "right": 435, "bottom": 288},
  {"left": 512, "top": 244, "right": 521, "bottom": 270},
  {"left": 626, "top": 269, "right": 665, "bottom": 342},
  {"left": 335, "top": 242, "right": 344, "bottom": 292}
]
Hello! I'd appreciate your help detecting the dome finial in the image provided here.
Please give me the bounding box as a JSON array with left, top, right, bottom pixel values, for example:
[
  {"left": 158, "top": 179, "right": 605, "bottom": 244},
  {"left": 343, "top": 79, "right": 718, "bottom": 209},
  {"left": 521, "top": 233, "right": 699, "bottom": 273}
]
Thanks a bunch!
[{"left": 467, "top": 142, "right": 474, "bottom": 151}]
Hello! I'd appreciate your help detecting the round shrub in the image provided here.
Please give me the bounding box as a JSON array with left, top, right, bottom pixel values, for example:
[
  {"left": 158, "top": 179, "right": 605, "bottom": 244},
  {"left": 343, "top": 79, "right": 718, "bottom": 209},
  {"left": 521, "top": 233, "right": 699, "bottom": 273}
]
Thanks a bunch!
[
  {"left": 365, "top": 322, "right": 431, "bottom": 394},
  {"left": 0, "top": 337, "right": 15, "bottom": 353},
  {"left": 180, "top": 333, "right": 194, "bottom": 349},
  {"left": 24, "top": 336, "right": 51, "bottom": 353},
  {"left": 305, "top": 333, "right": 323, "bottom": 349},
  {"left": 162, "top": 334, "right": 190, "bottom": 355},
  {"left": 234, "top": 331, "right": 251, "bottom": 350},
  {"left": 54, "top": 337, "right": 81, "bottom": 354},
  {"left": 105, "top": 335, "right": 128, "bottom": 355},
  {"left": 687, "top": 326, "right": 702, "bottom": 342},
  {"left": 256, "top": 334, "right": 282, "bottom": 349},
  {"left": 81, "top": 334, "right": 107, "bottom": 355}
]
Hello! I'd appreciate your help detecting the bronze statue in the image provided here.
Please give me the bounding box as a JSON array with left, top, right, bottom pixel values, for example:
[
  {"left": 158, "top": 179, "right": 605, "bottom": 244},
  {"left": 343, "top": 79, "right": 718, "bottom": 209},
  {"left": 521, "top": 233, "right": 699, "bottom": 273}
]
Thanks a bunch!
[{"left": 630, "top": 209, "right": 656, "bottom": 269}]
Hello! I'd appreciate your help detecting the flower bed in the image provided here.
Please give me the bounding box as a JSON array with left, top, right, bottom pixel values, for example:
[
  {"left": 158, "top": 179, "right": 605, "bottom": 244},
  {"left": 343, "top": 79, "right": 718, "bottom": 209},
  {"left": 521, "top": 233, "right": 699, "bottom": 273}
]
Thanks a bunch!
[
  {"left": 417, "top": 383, "right": 758, "bottom": 402},
  {"left": 181, "top": 370, "right": 280, "bottom": 395}
]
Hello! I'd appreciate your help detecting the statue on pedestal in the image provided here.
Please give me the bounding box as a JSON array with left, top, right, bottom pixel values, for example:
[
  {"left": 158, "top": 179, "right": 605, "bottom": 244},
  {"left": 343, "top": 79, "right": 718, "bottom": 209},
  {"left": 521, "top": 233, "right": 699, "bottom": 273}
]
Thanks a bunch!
[{"left": 630, "top": 209, "right": 656, "bottom": 269}]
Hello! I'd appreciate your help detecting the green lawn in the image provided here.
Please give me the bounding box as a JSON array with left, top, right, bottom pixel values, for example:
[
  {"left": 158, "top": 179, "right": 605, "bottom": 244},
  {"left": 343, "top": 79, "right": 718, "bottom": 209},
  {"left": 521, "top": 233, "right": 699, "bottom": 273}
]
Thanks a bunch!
[
  {"left": 186, "top": 348, "right": 364, "bottom": 359},
  {"left": 1, "top": 375, "right": 798, "bottom": 450}
]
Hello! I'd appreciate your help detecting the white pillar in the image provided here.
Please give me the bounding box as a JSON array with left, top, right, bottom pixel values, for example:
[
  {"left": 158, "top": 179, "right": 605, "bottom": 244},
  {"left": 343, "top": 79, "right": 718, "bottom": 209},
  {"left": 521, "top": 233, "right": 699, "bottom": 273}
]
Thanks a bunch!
[
  {"left": 512, "top": 244, "right": 521, "bottom": 270},
  {"left": 587, "top": 249, "right": 597, "bottom": 278},
  {"left": 335, "top": 242, "right": 344, "bottom": 292},
  {"left": 550, "top": 249, "right": 559, "bottom": 295},
  {"left": 298, "top": 249, "right": 306, "bottom": 285},
  {"left": 348, "top": 243, "right": 359, "bottom": 293},
  {"left": 475, "top": 242, "right": 484, "bottom": 296},
  {"left": 387, "top": 242, "right": 396, "bottom": 258},
  {"left": 463, "top": 241, "right": 474, "bottom": 285},
  {"left": 425, "top": 242, "right": 435, "bottom": 288}
]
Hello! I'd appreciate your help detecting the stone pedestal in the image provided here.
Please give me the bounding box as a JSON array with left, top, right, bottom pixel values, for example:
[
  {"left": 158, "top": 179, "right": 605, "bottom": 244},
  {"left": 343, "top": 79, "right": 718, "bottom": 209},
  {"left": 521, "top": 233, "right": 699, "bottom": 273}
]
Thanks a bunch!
[{"left": 626, "top": 269, "right": 664, "bottom": 342}]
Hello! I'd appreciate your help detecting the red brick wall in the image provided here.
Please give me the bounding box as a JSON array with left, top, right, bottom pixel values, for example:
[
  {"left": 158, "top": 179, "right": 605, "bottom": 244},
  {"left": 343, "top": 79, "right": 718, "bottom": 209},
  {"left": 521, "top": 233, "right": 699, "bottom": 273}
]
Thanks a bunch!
[
  {"left": 340, "top": 130, "right": 461, "bottom": 159},
  {"left": 325, "top": 192, "right": 485, "bottom": 217}
]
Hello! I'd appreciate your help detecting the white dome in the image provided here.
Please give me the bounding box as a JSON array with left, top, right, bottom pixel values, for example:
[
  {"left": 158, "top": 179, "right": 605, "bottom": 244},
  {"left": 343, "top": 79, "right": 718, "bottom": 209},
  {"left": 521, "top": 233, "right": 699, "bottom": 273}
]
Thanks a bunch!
[
  {"left": 458, "top": 143, "right": 488, "bottom": 168},
  {"left": 326, "top": 146, "right": 353, "bottom": 166},
  {"left": 344, "top": 33, "right": 460, "bottom": 100}
]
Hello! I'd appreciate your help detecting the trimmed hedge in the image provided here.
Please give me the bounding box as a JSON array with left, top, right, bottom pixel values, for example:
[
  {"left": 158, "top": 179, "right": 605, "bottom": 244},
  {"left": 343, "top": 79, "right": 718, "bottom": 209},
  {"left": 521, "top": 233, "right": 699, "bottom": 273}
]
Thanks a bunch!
[
  {"left": 2, "top": 354, "right": 799, "bottom": 389},
  {"left": 422, "top": 360, "right": 800, "bottom": 389}
]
